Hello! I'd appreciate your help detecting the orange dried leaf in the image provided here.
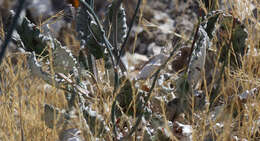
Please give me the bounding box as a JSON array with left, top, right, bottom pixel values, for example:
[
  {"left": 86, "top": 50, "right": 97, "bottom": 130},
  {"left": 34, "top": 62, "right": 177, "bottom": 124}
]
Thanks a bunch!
[{"left": 67, "top": 0, "right": 80, "bottom": 8}]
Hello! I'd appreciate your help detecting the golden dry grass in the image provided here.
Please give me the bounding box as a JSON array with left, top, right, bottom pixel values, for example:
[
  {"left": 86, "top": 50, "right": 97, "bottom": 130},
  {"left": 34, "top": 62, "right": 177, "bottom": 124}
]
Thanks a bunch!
[{"left": 0, "top": 0, "right": 260, "bottom": 141}]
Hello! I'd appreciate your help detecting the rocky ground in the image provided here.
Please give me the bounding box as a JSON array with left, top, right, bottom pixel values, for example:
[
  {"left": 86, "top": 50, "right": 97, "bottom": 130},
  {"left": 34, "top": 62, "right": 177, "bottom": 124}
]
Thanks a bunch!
[{"left": 1, "top": 0, "right": 260, "bottom": 141}]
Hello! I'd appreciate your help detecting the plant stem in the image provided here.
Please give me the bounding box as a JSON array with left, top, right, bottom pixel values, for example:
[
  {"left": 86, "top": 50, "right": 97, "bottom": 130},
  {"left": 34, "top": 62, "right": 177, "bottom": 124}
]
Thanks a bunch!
[
  {"left": 210, "top": 17, "right": 236, "bottom": 108},
  {"left": 0, "top": 0, "right": 26, "bottom": 64},
  {"left": 79, "top": 0, "right": 116, "bottom": 68},
  {"left": 116, "top": 0, "right": 142, "bottom": 66},
  {"left": 186, "top": 19, "right": 201, "bottom": 74},
  {"left": 120, "top": 44, "right": 180, "bottom": 140}
]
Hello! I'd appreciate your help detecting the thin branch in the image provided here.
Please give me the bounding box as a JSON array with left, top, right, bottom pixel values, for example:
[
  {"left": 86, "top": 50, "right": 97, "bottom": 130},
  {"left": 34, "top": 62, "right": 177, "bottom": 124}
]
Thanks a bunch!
[
  {"left": 0, "top": 0, "right": 26, "bottom": 64},
  {"left": 186, "top": 19, "right": 201, "bottom": 74},
  {"left": 120, "top": 44, "right": 181, "bottom": 140},
  {"left": 116, "top": 0, "right": 142, "bottom": 66},
  {"left": 79, "top": 0, "right": 120, "bottom": 98},
  {"left": 121, "top": 70, "right": 159, "bottom": 140},
  {"left": 209, "top": 17, "right": 236, "bottom": 108},
  {"left": 79, "top": 0, "right": 116, "bottom": 68},
  {"left": 112, "top": 0, "right": 123, "bottom": 54}
]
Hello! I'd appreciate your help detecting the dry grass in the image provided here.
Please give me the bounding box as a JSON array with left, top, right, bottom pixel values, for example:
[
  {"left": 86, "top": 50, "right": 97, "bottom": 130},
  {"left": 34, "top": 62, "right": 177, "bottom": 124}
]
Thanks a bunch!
[{"left": 0, "top": 0, "right": 260, "bottom": 140}]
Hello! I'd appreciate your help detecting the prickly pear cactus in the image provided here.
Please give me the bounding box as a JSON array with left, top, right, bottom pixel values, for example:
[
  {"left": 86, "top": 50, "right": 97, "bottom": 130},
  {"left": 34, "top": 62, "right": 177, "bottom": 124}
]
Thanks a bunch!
[
  {"left": 52, "top": 38, "right": 78, "bottom": 74},
  {"left": 104, "top": 3, "right": 127, "bottom": 45},
  {"left": 16, "top": 17, "right": 49, "bottom": 56},
  {"left": 76, "top": 3, "right": 105, "bottom": 59},
  {"left": 187, "top": 26, "right": 209, "bottom": 87},
  {"left": 203, "top": 11, "right": 248, "bottom": 66}
]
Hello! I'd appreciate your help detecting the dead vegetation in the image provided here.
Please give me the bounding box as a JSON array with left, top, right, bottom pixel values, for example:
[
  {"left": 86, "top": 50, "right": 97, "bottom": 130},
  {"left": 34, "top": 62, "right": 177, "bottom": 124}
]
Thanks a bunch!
[{"left": 0, "top": 0, "right": 260, "bottom": 140}]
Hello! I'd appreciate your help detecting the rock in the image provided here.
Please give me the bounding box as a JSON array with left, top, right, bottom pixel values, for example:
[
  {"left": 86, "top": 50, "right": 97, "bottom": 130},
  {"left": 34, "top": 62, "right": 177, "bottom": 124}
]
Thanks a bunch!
[
  {"left": 137, "top": 53, "right": 168, "bottom": 80},
  {"left": 59, "top": 128, "right": 83, "bottom": 141},
  {"left": 171, "top": 47, "right": 191, "bottom": 72},
  {"left": 166, "top": 98, "right": 182, "bottom": 122},
  {"left": 121, "top": 52, "right": 148, "bottom": 71},
  {"left": 147, "top": 43, "right": 162, "bottom": 56}
]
